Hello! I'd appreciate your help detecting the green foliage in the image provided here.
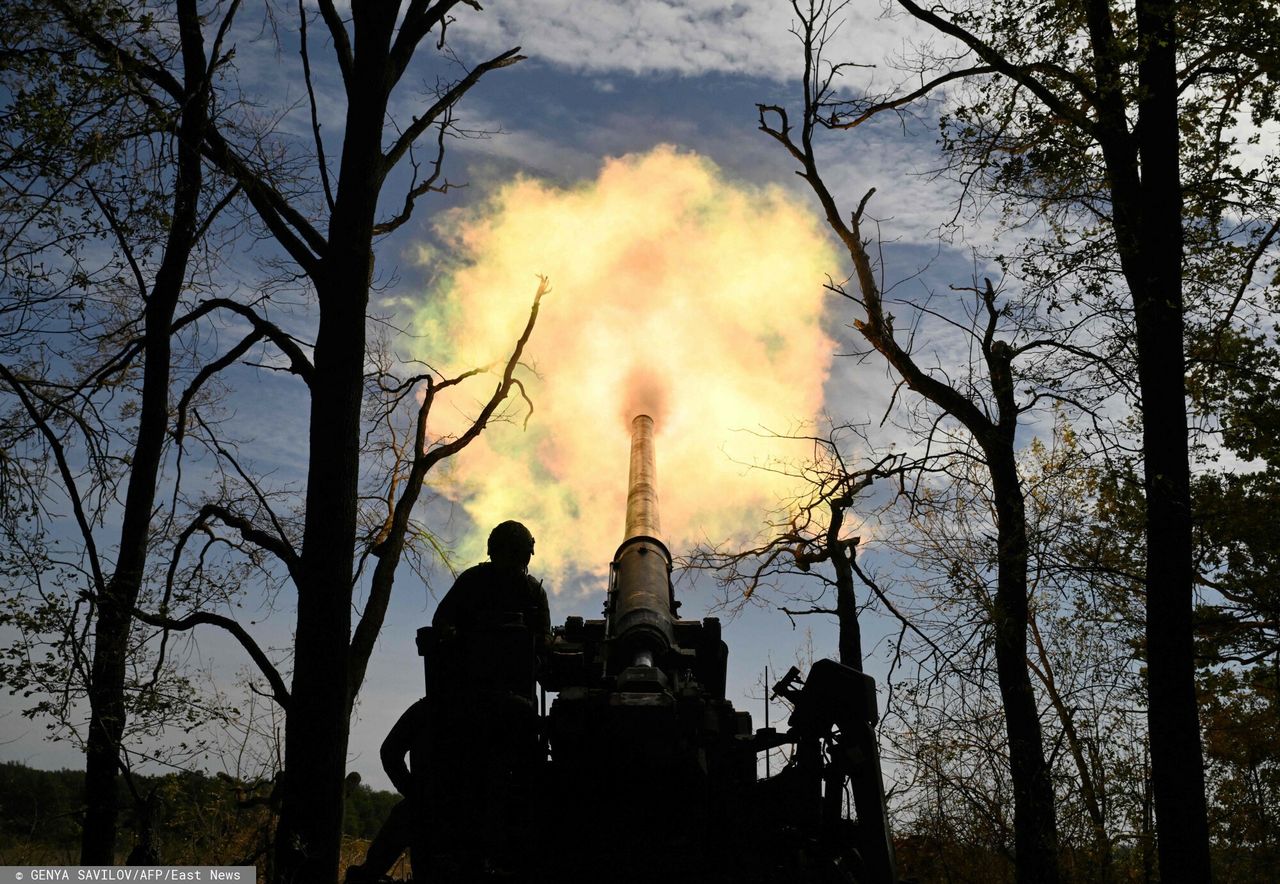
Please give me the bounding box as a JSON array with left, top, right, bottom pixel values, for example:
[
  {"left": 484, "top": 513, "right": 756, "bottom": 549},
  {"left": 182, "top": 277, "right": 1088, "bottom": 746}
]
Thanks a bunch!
[
  {"left": 0, "top": 762, "right": 84, "bottom": 858},
  {"left": 342, "top": 783, "right": 400, "bottom": 842},
  {"left": 1190, "top": 329, "right": 1280, "bottom": 466},
  {"left": 1193, "top": 469, "right": 1280, "bottom": 664},
  {"left": 1185, "top": 327, "right": 1280, "bottom": 667},
  {"left": 930, "top": 0, "right": 1280, "bottom": 384},
  {"left": 0, "top": 761, "right": 398, "bottom": 864},
  {"left": 1200, "top": 666, "right": 1280, "bottom": 879}
]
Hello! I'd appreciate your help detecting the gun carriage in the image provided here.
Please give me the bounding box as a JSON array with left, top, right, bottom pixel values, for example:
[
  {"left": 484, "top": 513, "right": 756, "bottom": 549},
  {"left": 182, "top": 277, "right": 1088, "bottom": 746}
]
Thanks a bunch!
[{"left": 416, "top": 415, "right": 897, "bottom": 883}]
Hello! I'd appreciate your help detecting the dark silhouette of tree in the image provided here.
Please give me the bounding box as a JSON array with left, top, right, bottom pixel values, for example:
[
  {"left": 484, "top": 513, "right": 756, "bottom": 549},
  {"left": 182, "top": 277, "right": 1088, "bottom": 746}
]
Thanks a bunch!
[
  {"left": 55, "top": 4, "right": 528, "bottom": 879},
  {"left": 7, "top": 2, "right": 534, "bottom": 879},
  {"left": 764, "top": 0, "right": 1280, "bottom": 876},
  {"left": 689, "top": 431, "right": 915, "bottom": 671},
  {"left": 0, "top": 0, "right": 245, "bottom": 862},
  {"left": 758, "top": 17, "right": 1083, "bottom": 866}
]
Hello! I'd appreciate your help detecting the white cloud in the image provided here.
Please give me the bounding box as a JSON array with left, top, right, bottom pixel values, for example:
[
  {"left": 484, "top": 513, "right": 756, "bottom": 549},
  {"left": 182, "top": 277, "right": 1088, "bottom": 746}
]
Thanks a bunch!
[{"left": 451, "top": 0, "right": 918, "bottom": 83}]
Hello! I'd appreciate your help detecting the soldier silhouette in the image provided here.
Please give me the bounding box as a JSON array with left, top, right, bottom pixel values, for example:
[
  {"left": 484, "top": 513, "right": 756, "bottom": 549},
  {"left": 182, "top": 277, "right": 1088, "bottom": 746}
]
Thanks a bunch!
[
  {"left": 431, "top": 520, "right": 549, "bottom": 876},
  {"left": 346, "top": 521, "right": 550, "bottom": 883},
  {"left": 342, "top": 698, "right": 428, "bottom": 883},
  {"left": 433, "top": 520, "right": 551, "bottom": 668}
]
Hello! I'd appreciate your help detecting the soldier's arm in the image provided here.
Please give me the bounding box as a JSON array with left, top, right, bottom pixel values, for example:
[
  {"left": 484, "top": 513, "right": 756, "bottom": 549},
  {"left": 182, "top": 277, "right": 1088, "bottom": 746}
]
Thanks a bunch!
[{"left": 380, "top": 702, "right": 419, "bottom": 797}]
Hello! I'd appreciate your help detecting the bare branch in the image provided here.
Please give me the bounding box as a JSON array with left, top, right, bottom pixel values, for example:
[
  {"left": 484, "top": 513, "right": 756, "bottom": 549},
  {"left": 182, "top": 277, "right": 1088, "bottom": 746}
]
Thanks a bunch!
[
  {"left": 347, "top": 277, "right": 548, "bottom": 699},
  {"left": 374, "top": 112, "right": 457, "bottom": 236},
  {"left": 84, "top": 184, "right": 147, "bottom": 302},
  {"left": 199, "top": 502, "right": 300, "bottom": 584},
  {"left": 131, "top": 605, "right": 290, "bottom": 710},
  {"left": 895, "top": 0, "right": 1093, "bottom": 131},
  {"left": 382, "top": 47, "right": 525, "bottom": 176},
  {"left": 418, "top": 277, "right": 549, "bottom": 471},
  {"left": 174, "top": 330, "right": 265, "bottom": 450},
  {"left": 315, "top": 0, "right": 354, "bottom": 90},
  {"left": 387, "top": 0, "right": 465, "bottom": 86},
  {"left": 299, "top": 0, "right": 336, "bottom": 213},
  {"left": 172, "top": 298, "right": 314, "bottom": 385},
  {"left": 0, "top": 363, "right": 107, "bottom": 595}
]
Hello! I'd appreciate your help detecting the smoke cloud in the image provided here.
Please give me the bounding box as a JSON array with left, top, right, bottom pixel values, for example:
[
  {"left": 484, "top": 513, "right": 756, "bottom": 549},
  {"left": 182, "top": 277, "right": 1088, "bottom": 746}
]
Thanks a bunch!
[{"left": 411, "top": 146, "right": 837, "bottom": 591}]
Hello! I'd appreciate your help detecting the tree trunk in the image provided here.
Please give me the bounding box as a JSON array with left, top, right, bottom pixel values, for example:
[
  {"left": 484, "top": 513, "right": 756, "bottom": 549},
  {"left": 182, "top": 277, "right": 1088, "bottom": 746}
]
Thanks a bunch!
[
  {"left": 1084, "top": 0, "right": 1210, "bottom": 872},
  {"left": 986, "top": 447, "right": 1061, "bottom": 884},
  {"left": 270, "top": 9, "right": 393, "bottom": 881},
  {"left": 1030, "top": 617, "right": 1112, "bottom": 880},
  {"left": 272, "top": 221, "right": 371, "bottom": 884},
  {"left": 272, "top": 278, "right": 367, "bottom": 882},
  {"left": 835, "top": 179, "right": 1062, "bottom": 883},
  {"left": 1106, "top": 0, "right": 1211, "bottom": 877},
  {"left": 80, "top": 1, "right": 207, "bottom": 861},
  {"left": 828, "top": 499, "right": 864, "bottom": 670}
]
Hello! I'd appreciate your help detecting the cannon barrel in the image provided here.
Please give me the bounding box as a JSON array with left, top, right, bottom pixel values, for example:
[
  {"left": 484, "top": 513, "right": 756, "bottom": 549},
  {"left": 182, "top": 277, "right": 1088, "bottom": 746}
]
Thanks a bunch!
[
  {"left": 608, "top": 414, "right": 676, "bottom": 667},
  {"left": 624, "top": 413, "right": 661, "bottom": 540},
  {"left": 504, "top": 413, "right": 897, "bottom": 882}
]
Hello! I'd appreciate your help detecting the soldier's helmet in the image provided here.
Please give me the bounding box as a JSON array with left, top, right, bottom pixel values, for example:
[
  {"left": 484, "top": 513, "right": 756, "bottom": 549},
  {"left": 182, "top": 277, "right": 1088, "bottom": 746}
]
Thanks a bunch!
[{"left": 488, "top": 520, "right": 535, "bottom": 564}]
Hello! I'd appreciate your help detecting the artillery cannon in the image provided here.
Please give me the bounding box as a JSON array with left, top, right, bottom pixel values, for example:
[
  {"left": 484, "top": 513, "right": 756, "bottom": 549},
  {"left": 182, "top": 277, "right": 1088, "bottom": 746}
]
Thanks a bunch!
[{"left": 416, "top": 414, "right": 898, "bottom": 882}]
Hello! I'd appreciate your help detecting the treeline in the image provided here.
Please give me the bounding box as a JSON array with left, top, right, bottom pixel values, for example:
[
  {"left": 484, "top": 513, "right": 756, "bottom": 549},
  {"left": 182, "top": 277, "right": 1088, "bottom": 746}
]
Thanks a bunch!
[{"left": 0, "top": 762, "right": 397, "bottom": 866}]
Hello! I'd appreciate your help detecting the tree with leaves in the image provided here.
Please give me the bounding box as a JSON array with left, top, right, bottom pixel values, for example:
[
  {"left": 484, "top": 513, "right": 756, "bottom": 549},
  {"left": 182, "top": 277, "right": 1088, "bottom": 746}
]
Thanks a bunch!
[
  {"left": 0, "top": 0, "right": 247, "bottom": 862},
  {"left": 58, "top": 3, "right": 528, "bottom": 879},
  {"left": 770, "top": 0, "right": 1280, "bottom": 876},
  {"left": 756, "top": 7, "right": 1109, "bottom": 865},
  {"left": 8, "top": 2, "right": 537, "bottom": 879}
]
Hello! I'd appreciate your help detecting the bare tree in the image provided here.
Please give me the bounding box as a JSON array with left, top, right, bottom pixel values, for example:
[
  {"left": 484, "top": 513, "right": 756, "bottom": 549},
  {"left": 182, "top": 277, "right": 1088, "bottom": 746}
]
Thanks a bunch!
[
  {"left": 807, "top": 192, "right": 1060, "bottom": 884},
  {"left": 689, "top": 427, "right": 916, "bottom": 670}
]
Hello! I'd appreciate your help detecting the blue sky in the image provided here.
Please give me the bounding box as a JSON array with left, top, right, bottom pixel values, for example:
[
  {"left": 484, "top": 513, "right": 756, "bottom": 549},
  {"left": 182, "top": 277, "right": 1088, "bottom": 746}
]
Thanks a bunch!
[
  {"left": 1, "top": 1, "right": 1033, "bottom": 792},
  {"left": 344, "top": 1, "right": 1001, "bottom": 789}
]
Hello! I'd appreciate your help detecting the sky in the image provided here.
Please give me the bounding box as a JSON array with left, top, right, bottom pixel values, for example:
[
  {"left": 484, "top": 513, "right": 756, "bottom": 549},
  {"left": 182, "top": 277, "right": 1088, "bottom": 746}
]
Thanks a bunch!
[
  {"left": 0, "top": 0, "right": 1025, "bottom": 791},
  {"left": 348, "top": 1, "right": 998, "bottom": 790}
]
